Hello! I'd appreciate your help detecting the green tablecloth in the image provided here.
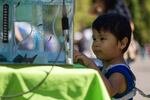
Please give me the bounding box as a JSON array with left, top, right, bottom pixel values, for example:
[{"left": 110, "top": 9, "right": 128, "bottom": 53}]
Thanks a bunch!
[{"left": 0, "top": 65, "right": 110, "bottom": 100}]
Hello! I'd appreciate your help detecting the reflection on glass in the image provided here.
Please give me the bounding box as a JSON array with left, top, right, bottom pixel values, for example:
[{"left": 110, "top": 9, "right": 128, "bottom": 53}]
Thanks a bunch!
[{"left": 0, "top": 0, "right": 74, "bottom": 64}]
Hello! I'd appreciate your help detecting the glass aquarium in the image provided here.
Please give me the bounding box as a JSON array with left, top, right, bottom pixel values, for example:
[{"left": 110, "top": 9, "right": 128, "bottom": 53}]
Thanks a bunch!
[{"left": 0, "top": 0, "right": 74, "bottom": 64}]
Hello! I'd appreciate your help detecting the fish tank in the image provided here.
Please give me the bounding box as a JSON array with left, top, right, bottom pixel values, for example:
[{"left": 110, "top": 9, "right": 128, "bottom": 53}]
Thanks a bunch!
[{"left": 0, "top": 0, "right": 74, "bottom": 64}]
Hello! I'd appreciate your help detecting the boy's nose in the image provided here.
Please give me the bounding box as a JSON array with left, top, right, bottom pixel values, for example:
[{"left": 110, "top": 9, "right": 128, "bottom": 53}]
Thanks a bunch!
[
  {"left": 93, "top": 42, "right": 101, "bottom": 46},
  {"left": 92, "top": 43, "right": 101, "bottom": 49}
]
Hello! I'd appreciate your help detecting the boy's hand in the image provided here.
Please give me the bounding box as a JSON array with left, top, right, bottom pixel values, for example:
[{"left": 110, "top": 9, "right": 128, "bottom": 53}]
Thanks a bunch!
[
  {"left": 74, "top": 50, "right": 96, "bottom": 67},
  {"left": 73, "top": 50, "right": 85, "bottom": 64}
]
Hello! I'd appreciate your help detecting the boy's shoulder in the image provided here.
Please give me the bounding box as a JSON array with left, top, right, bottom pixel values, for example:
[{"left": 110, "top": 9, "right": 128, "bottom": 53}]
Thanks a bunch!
[
  {"left": 105, "top": 64, "right": 136, "bottom": 99},
  {"left": 104, "top": 64, "right": 136, "bottom": 81}
]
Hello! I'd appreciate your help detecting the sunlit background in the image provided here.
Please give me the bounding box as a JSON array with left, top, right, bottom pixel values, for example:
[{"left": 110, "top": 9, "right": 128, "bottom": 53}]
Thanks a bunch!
[{"left": 74, "top": 0, "right": 150, "bottom": 100}]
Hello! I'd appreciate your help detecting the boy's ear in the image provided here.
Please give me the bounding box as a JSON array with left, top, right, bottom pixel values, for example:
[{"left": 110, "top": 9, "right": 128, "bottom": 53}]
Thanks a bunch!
[{"left": 120, "top": 37, "right": 128, "bottom": 50}]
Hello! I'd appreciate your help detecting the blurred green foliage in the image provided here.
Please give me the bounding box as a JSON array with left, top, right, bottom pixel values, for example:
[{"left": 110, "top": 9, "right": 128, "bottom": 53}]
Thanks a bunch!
[
  {"left": 127, "top": 0, "right": 150, "bottom": 46},
  {"left": 74, "top": 0, "right": 95, "bottom": 32},
  {"left": 74, "top": 0, "right": 150, "bottom": 46}
]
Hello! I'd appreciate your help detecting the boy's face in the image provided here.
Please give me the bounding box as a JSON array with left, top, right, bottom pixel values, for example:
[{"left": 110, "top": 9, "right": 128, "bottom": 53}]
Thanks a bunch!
[{"left": 92, "top": 29, "right": 122, "bottom": 61}]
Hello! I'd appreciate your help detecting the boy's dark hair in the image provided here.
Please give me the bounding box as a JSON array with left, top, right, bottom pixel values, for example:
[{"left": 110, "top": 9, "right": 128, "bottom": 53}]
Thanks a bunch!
[{"left": 92, "top": 13, "right": 131, "bottom": 53}]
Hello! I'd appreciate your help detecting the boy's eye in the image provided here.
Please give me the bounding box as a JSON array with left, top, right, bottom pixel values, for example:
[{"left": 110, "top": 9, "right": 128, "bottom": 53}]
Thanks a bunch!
[
  {"left": 93, "top": 37, "right": 96, "bottom": 41},
  {"left": 100, "top": 38, "right": 105, "bottom": 40}
]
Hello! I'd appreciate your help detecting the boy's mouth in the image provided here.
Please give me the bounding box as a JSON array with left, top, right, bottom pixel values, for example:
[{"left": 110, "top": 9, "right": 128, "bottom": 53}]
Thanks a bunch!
[{"left": 93, "top": 46, "right": 101, "bottom": 51}]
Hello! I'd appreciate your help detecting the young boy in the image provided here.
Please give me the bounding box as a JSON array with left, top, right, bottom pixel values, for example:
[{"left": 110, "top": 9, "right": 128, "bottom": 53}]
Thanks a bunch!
[{"left": 74, "top": 13, "right": 136, "bottom": 100}]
